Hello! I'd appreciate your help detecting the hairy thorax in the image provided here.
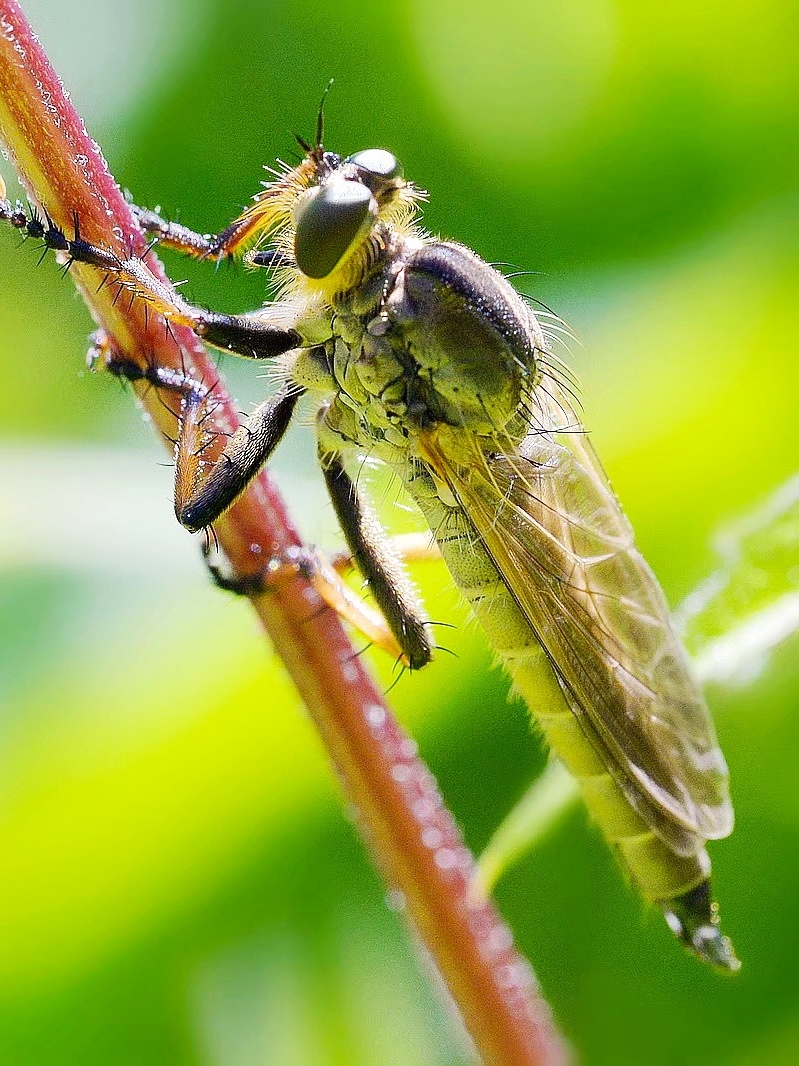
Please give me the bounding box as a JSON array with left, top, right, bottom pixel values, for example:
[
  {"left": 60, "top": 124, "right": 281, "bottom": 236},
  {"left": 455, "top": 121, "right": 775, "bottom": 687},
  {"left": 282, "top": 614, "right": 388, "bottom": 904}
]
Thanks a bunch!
[{"left": 290, "top": 231, "right": 543, "bottom": 471}]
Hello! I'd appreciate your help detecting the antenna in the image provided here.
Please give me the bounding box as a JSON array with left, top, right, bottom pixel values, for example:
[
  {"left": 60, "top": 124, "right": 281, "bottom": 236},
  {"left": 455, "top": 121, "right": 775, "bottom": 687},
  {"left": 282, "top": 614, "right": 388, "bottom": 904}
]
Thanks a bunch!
[{"left": 316, "top": 78, "right": 335, "bottom": 149}]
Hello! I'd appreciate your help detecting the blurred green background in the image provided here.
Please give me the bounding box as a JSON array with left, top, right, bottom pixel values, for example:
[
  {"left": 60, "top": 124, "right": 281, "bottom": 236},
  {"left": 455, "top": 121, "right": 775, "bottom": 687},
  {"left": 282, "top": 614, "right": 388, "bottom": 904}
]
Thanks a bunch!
[{"left": 1, "top": 0, "right": 798, "bottom": 1062}]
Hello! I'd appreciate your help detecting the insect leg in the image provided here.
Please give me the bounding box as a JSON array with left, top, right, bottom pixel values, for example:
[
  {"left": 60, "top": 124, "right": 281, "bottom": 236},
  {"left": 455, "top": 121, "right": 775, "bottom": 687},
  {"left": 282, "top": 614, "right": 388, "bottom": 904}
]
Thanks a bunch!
[
  {"left": 108, "top": 351, "right": 406, "bottom": 660},
  {"left": 204, "top": 540, "right": 407, "bottom": 664},
  {"left": 162, "top": 370, "right": 305, "bottom": 531},
  {"left": 319, "top": 446, "right": 434, "bottom": 671},
  {"left": 0, "top": 199, "right": 302, "bottom": 359},
  {"left": 132, "top": 205, "right": 292, "bottom": 271},
  {"left": 130, "top": 205, "right": 249, "bottom": 261},
  {"left": 102, "top": 342, "right": 301, "bottom": 527}
]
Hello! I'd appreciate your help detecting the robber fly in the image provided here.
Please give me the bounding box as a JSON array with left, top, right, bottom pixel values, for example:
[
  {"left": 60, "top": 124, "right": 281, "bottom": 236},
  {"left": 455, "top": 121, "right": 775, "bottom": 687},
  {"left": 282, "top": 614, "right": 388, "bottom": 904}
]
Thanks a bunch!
[{"left": 0, "top": 119, "right": 738, "bottom": 969}]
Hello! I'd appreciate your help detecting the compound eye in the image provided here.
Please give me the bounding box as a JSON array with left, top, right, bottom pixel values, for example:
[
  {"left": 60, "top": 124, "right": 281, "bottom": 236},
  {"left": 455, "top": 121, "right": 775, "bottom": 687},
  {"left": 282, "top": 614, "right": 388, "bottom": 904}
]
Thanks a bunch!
[
  {"left": 293, "top": 182, "right": 374, "bottom": 279},
  {"left": 346, "top": 149, "right": 403, "bottom": 185}
]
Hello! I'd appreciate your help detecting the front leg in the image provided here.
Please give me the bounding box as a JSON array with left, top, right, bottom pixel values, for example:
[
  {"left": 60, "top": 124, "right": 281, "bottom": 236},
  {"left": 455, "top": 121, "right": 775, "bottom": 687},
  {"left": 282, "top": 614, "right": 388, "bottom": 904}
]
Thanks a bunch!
[
  {"left": 131, "top": 205, "right": 246, "bottom": 261},
  {"left": 132, "top": 205, "right": 291, "bottom": 270}
]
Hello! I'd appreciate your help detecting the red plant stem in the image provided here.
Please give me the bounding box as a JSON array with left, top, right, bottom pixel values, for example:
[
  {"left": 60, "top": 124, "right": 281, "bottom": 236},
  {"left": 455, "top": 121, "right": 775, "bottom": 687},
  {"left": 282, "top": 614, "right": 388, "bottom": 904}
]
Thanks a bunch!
[{"left": 0, "top": 4, "right": 568, "bottom": 1062}]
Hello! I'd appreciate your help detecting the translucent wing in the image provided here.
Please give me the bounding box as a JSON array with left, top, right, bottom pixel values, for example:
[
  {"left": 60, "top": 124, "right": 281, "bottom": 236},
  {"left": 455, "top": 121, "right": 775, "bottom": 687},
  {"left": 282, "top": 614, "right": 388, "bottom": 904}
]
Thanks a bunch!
[{"left": 421, "top": 388, "right": 733, "bottom": 852}]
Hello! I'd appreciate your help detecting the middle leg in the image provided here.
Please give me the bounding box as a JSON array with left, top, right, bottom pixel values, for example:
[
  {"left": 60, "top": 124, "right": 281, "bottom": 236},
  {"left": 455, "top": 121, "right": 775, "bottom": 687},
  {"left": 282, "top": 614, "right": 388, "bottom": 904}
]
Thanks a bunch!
[
  {"left": 113, "top": 355, "right": 410, "bottom": 664},
  {"left": 0, "top": 198, "right": 303, "bottom": 359},
  {"left": 108, "top": 354, "right": 304, "bottom": 529}
]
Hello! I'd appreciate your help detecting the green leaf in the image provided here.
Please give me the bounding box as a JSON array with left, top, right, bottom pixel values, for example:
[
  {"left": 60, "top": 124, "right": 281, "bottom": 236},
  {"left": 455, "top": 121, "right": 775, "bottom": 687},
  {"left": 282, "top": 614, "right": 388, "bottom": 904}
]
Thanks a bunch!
[{"left": 680, "top": 473, "right": 799, "bottom": 685}]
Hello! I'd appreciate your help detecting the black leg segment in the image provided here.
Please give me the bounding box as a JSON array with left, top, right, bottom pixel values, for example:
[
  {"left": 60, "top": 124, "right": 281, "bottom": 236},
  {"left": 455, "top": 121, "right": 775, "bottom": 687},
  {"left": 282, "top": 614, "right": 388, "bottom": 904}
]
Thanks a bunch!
[
  {"left": 178, "top": 382, "right": 304, "bottom": 531},
  {"left": 320, "top": 452, "right": 434, "bottom": 670},
  {"left": 196, "top": 312, "right": 301, "bottom": 360}
]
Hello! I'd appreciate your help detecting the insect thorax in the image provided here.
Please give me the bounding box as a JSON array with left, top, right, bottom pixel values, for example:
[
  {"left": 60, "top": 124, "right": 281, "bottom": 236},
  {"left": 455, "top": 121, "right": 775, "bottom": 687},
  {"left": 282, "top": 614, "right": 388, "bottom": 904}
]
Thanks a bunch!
[{"left": 290, "top": 230, "right": 544, "bottom": 469}]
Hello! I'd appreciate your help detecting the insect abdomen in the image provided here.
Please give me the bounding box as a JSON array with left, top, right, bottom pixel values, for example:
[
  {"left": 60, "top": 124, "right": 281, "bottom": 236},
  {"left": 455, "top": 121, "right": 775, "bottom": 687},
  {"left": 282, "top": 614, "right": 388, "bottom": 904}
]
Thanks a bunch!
[
  {"left": 407, "top": 473, "right": 731, "bottom": 956},
  {"left": 509, "top": 654, "right": 710, "bottom": 900}
]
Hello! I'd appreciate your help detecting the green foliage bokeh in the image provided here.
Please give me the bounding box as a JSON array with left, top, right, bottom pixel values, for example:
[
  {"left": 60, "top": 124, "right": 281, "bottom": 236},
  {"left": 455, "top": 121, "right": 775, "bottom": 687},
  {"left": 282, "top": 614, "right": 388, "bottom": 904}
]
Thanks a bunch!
[{"left": 1, "top": 1, "right": 798, "bottom": 1062}]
